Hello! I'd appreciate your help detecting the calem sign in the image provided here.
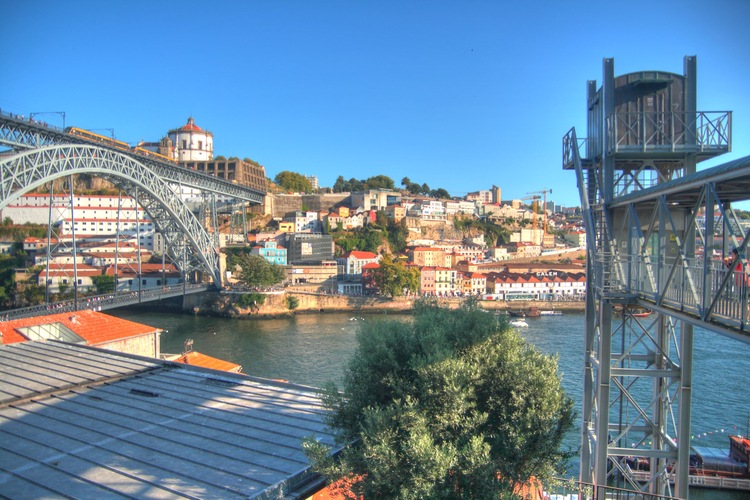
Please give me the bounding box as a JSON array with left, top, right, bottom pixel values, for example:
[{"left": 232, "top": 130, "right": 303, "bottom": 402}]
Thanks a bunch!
[{"left": 535, "top": 271, "right": 559, "bottom": 277}]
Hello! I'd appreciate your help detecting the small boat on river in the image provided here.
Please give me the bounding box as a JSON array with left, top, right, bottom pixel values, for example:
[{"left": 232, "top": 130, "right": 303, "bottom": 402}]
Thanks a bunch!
[
  {"left": 510, "top": 319, "right": 529, "bottom": 328},
  {"left": 540, "top": 309, "right": 563, "bottom": 316}
]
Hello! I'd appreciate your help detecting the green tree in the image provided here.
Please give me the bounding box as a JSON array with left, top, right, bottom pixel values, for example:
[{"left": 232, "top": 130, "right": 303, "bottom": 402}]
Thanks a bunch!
[
  {"left": 385, "top": 218, "right": 409, "bottom": 255},
  {"left": 304, "top": 299, "right": 575, "bottom": 498},
  {"left": 285, "top": 294, "right": 299, "bottom": 310},
  {"left": 431, "top": 187, "right": 451, "bottom": 199},
  {"left": 333, "top": 176, "right": 348, "bottom": 193},
  {"left": 400, "top": 176, "right": 411, "bottom": 189},
  {"left": 274, "top": 170, "right": 313, "bottom": 193},
  {"left": 363, "top": 175, "right": 395, "bottom": 190},
  {"left": 371, "top": 254, "right": 419, "bottom": 297},
  {"left": 236, "top": 254, "right": 286, "bottom": 288},
  {"left": 90, "top": 274, "right": 115, "bottom": 294}
]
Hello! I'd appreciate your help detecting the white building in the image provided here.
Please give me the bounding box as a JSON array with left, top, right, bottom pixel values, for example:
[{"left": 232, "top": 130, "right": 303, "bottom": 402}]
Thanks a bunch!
[
  {"left": 284, "top": 211, "right": 322, "bottom": 233},
  {"left": 167, "top": 117, "right": 214, "bottom": 162}
]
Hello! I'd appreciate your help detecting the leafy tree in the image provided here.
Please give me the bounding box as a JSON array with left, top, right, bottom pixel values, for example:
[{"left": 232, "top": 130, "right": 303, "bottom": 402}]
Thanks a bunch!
[
  {"left": 385, "top": 217, "right": 409, "bottom": 255},
  {"left": 90, "top": 274, "right": 115, "bottom": 294},
  {"left": 401, "top": 176, "right": 411, "bottom": 189},
  {"left": 23, "top": 284, "right": 45, "bottom": 305},
  {"left": 332, "top": 175, "right": 395, "bottom": 193},
  {"left": 421, "top": 182, "right": 430, "bottom": 195},
  {"left": 236, "top": 254, "right": 286, "bottom": 288},
  {"left": 431, "top": 187, "right": 451, "bottom": 199},
  {"left": 285, "top": 294, "right": 299, "bottom": 310},
  {"left": 408, "top": 182, "right": 422, "bottom": 195},
  {"left": 363, "top": 175, "right": 395, "bottom": 190},
  {"left": 370, "top": 254, "right": 420, "bottom": 297},
  {"left": 274, "top": 170, "right": 313, "bottom": 193},
  {"left": 304, "top": 299, "right": 575, "bottom": 498},
  {"left": 236, "top": 292, "right": 266, "bottom": 308},
  {"left": 333, "top": 227, "right": 384, "bottom": 255},
  {"left": 333, "top": 176, "right": 348, "bottom": 193}
]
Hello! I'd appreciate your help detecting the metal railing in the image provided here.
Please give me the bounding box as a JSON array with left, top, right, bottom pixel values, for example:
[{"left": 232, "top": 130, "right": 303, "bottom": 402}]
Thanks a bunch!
[
  {"left": 595, "top": 252, "right": 749, "bottom": 330},
  {"left": 0, "top": 283, "right": 212, "bottom": 321},
  {"left": 606, "top": 111, "right": 731, "bottom": 154},
  {"left": 545, "top": 477, "right": 679, "bottom": 500}
]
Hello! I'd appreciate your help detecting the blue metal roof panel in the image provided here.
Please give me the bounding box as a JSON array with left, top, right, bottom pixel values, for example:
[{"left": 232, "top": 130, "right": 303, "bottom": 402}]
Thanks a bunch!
[{"left": 0, "top": 341, "right": 338, "bottom": 499}]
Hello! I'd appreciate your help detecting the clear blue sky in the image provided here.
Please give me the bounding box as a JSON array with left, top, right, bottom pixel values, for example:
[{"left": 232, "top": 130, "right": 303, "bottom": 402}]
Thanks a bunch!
[{"left": 2, "top": 1, "right": 748, "bottom": 207}]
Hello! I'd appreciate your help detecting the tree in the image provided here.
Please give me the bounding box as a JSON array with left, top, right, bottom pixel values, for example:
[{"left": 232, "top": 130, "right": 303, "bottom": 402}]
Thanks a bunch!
[
  {"left": 370, "top": 254, "right": 419, "bottom": 297},
  {"left": 90, "top": 274, "right": 115, "bottom": 294},
  {"left": 236, "top": 254, "right": 286, "bottom": 288},
  {"left": 304, "top": 299, "right": 575, "bottom": 498},
  {"left": 363, "top": 175, "right": 395, "bottom": 191},
  {"left": 401, "top": 176, "right": 411, "bottom": 189},
  {"left": 333, "top": 176, "right": 347, "bottom": 193},
  {"left": 274, "top": 170, "right": 313, "bottom": 193},
  {"left": 431, "top": 187, "right": 450, "bottom": 199}
]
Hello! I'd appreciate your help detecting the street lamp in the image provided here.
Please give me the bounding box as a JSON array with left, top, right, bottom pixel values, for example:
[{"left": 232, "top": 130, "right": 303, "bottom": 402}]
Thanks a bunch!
[{"left": 29, "top": 111, "right": 66, "bottom": 130}]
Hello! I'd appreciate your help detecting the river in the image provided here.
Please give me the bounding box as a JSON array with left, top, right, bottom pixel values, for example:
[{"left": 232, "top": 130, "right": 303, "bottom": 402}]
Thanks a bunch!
[{"left": 111, "top": 308, "right": 750, "bottom": 496}]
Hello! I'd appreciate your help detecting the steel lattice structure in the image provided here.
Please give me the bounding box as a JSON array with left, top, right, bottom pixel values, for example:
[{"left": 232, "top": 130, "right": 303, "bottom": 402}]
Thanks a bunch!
[
  {"left": 562, "top": 56, "right": 748, "bottom": 499},
  {"left": 1, "top": 144, "right": 224, "bottom": 286},
  {"left": 0, "top": 114, "right": 269, "bottom": 292},
  {"left": 0, "top": 114, "right": 264, "bottom": 203}
]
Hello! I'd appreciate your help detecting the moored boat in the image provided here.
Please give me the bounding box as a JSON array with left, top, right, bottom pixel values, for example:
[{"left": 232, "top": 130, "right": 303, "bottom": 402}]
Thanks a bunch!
[
  {"left": 510, "top": 319, "right": 529, "bottom": 328},
  {"left": 540, "top": 309, "right": 563, "bottom": 316}
]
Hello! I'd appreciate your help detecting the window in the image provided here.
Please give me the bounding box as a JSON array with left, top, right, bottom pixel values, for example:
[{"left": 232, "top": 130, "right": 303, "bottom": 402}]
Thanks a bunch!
[{"left": 182, "top": 140, "right": 187, "bottom": 149}]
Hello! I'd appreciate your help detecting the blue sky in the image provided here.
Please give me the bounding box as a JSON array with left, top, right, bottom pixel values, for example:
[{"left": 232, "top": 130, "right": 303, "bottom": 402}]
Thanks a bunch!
[{"left": 2, "top": 1, "right": 749, "bottom": 207}]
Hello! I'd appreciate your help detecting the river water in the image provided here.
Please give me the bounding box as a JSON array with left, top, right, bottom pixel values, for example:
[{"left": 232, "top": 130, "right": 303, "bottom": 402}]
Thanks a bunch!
[{"left": 112, "top": 308, "right": 750, "bottom": 495}]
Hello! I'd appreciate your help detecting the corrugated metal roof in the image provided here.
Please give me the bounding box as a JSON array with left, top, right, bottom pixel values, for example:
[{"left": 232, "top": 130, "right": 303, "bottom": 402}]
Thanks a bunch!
[{"left": 0, "top": 341, "right": 339, "bottom": 499}]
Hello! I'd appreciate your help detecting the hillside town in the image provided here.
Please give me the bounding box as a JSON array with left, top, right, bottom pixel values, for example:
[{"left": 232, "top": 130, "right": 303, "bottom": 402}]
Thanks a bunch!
[{"left": 0, "top": 117, "right": 587, "bottom": 309}]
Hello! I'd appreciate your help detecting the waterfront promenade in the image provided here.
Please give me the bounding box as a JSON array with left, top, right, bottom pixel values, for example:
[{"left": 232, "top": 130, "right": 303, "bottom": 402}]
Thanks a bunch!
[{"left": 206, "top": 288, "right": 586, "bottom": 318}]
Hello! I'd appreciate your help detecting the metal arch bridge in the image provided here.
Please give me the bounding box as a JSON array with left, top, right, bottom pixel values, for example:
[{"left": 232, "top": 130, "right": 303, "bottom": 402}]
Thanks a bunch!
[{"left": 0, "top": 112, "right": 265, "bottom": 305}]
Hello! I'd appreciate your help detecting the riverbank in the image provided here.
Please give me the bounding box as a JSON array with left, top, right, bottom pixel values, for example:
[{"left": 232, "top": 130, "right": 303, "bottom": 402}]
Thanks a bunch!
[{"left": 197, "top": 290, "right": 585, "bottom": 318}]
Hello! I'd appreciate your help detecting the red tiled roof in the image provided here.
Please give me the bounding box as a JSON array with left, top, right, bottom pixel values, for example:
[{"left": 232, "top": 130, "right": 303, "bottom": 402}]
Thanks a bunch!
[
  {"left": 178, "top": 117, "right": 203, "bottom": 132},
  {"left": 172, "top": 351, "right": 242, "bottom": 373},
  {"left": 0, "top": 310, "right": 159, "bottom": 345},
  {"left": 343, "top": 251, "right": 378, "bottom": 260}
]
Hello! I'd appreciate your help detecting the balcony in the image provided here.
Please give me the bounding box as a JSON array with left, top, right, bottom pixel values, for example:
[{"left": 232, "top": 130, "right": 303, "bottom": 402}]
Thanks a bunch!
[{"left": 606, "top": 111, "right": 731, "bottom": 159}]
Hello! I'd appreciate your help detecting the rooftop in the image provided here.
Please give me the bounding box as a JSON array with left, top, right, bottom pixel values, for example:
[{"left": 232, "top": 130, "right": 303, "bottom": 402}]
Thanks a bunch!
[
  {"left": 0, "top": 309, "right": 160, "bottom": 345},
  {"left": 0, "top": 341, "right": 338, "bottom": 498}
]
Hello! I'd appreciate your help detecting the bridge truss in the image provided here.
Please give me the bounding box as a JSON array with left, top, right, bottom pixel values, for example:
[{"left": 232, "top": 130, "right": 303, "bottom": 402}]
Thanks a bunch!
[
  {"left": 563, "top": 57, "right": 744, "bottom": 499},
  {"left": 0, "top": 114, "right": 264, "bottom": 294}
]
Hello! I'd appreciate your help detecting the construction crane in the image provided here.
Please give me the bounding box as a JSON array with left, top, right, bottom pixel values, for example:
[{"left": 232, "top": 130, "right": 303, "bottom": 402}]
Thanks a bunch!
[
  {"left": 525, "top": 188, "right": 552, "bottom": 238},
  {"left": 521, "top": 194, "right": 542, "bottom": 231}
]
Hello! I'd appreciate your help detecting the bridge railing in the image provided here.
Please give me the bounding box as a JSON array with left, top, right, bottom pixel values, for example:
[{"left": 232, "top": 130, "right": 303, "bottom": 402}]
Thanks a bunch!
[
  {"left": 0, "top": 283, "right": 212, "bottom": 321},
  {"left": 544, "top": 476, "right": 679, "bottom": 500},
  {"left": 598, "top": 252, "right": 749, "bottom": 330}
]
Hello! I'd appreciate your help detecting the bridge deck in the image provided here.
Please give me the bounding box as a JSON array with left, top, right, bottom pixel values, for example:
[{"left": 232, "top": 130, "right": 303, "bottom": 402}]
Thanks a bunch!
[{"left": 0, "top": 284, "right": 212, "bottom": 321}]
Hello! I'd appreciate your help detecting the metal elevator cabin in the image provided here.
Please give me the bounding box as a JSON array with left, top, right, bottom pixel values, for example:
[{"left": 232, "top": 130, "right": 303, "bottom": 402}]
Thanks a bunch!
[{"left": 563, "top": 56, "right": 750, "bottom": 498}]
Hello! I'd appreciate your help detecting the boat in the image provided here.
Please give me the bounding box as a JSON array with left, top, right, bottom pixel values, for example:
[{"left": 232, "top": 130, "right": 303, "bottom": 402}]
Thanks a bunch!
[
  {"left": 631, "top": 309, "right": 653, "bottom": 318},
  {"left": 508, "top": 310, "right": 526, "bottom": 318},
  {"left": 510, "top": 319, "right": 529, "bottom": 328},
  {"left": 526, "top": 307, "right": 542, "bottom": 317},
  {"left": 619, "top": 306, "right": 653, "bottom": 318},
  {"left": 540, "top": 309, "right": 563, "bottom": 316},
  {"left": 626, "top": 434, "right": 750, "bottom": 493}
]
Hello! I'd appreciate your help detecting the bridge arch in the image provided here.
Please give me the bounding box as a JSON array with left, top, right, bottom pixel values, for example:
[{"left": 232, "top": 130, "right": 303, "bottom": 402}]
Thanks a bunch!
[{"left": 0, "top": 144, "right": 221, "bottom": 286}]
